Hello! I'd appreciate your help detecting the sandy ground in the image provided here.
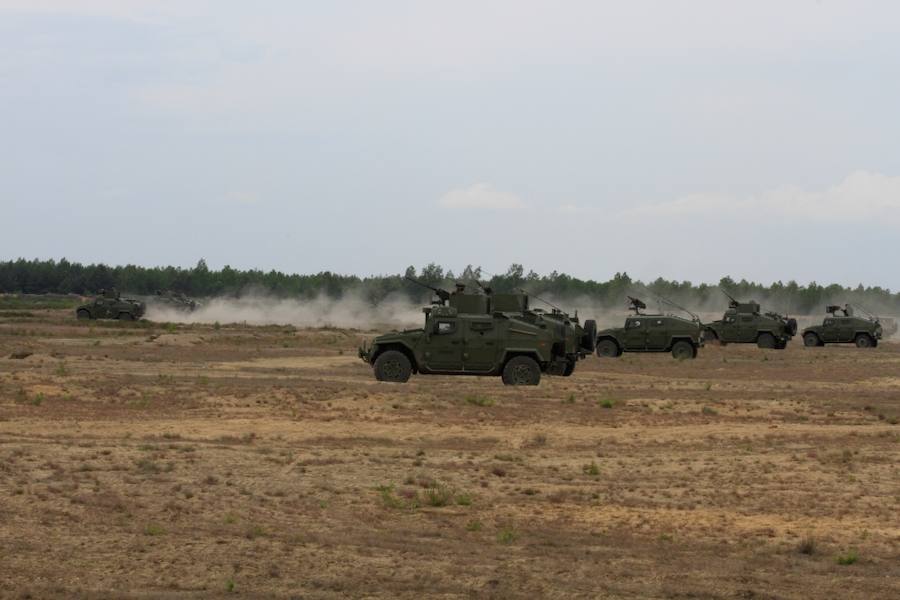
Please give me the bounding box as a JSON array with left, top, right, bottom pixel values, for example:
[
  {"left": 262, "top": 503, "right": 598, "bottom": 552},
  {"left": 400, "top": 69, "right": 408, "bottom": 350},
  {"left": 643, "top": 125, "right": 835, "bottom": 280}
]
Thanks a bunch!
[{"left": 1, "top": 308, "right": 899, "bottom": 599}]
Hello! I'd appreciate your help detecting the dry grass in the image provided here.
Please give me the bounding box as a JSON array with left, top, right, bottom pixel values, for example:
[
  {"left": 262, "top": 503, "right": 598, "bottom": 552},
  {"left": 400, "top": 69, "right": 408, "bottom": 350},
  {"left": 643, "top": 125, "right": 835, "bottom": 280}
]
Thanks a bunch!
[{"left": 0, "top": 306, "right": 899, "bottom": 598}]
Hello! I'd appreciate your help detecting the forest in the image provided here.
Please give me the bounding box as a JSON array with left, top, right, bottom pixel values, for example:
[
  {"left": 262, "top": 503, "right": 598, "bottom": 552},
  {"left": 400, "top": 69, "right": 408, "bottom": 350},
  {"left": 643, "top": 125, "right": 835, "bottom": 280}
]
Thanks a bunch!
[{"left": 2, "top": 257, "right": 898, "bottom": 315}]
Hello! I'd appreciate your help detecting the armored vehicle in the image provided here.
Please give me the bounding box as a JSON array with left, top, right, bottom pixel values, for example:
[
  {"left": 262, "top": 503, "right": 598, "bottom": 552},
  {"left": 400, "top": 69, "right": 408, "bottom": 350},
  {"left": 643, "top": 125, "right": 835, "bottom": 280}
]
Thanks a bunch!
[
  {"left": 75, "top": 289, "right": 145, "bottom": 321},
  {"left": 802, "top": 304, "right": 882, "bottom": 348},
  {"left": 358, "top": 278, "right": 596, "bottom": 385},
  {"left": 703, "top": 291, "right": 797, "bottom": 349},
  {"left": 153, "top": 289, "right": 198, "bottom": 311},
  {"left": 595, "top": 296, "right": 703, "bottom": 359}
]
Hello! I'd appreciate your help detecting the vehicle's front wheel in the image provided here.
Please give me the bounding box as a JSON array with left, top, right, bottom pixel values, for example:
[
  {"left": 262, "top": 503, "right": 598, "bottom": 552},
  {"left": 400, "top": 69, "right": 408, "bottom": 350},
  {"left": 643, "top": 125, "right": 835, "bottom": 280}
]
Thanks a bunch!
[
  {"left": 502, "top": 356, "right": 541, "bottom": 386},
  {"left": 803, "top": 332, "right": 821, "bottom": 347},
  {"left": 671, "top": 340, "right": 695, "bottom": 360},
  {"left": 757, "top": 332, "right": 776, "bottom": 349},
  {"left": 595, "top": 339, "right": 619, "bottom": 358},
  {"left": 373, "top": 350, "right": 412, "bottom": 382},
  {"left": 76, "top": 309, "right": 91, "bottom": 320},
  {"left": 855, "top": 334, "right": 874, "bottom": 348}
]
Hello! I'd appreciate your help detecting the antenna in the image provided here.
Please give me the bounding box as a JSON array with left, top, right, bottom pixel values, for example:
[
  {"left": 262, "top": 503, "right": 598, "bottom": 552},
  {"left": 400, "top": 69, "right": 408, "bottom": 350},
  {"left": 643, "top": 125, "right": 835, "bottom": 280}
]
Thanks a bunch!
[
  {"left": 657, "top": 295, "right": 699, "bottom": 322},
  {"left": 517, "top": 288, "right": 562, "bottom": 312}
]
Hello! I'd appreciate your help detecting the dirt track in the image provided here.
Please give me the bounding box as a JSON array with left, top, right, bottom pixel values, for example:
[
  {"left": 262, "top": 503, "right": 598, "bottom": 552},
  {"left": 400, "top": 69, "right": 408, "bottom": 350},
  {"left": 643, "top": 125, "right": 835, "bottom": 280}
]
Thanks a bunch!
[{"left": 1, "top": 309, "right": 899, "bottom": 598}]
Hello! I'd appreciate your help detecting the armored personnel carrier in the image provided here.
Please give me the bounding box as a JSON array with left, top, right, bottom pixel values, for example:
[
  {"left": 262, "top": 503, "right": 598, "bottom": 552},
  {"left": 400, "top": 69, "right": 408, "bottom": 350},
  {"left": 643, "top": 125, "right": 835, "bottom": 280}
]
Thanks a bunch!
[
  {"left": 358, "top": 278, "right": 596, "bottom": 385},
  {"left": 802, "top": 304, "right": 883, "bottom": 348},
  {"left": 703, "top": 291, "right": 797, "bottom": 349},
  {"left": 153, "top": 289, "right": 198, "bottom": 312},
  {"left": 75, "top": 289, "right": 145, "bottom": 321},
  {"left": 595, "top": 296, "right": 703, "bottom": 359}
]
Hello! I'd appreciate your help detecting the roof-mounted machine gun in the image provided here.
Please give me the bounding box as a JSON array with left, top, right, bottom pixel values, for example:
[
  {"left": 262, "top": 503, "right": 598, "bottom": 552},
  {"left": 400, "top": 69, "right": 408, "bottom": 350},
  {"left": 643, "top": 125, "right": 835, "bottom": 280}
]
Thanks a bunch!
[
  {"left": 721, "top": 289, "right": 739, "bottom": 309},
  {"left": 405, "top": 275, "right": 451, "bottom": 306},
  {"left": 627, "top": 296, "right": 647, "bottom": 315},
  {"left": 826, "top": 304, "right": 849, "bottom": 317}
]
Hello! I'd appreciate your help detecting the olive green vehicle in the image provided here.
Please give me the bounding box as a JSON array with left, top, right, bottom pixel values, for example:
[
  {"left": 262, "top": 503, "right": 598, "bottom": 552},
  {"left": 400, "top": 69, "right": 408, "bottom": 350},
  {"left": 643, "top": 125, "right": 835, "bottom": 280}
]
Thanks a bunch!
[
  {"left": 595, "top": 297, "right": 703, "bottom": 360},
  {"left": 703, "top": 292, "right": 797, "bottom": 349},
  {"left": 358, "top": 278, "right": 597, "bottom": 385},
  {"left": 153, "top": 289, "right": 198, "bottom": 311},
  {"left": 802, "top": 304, "right": 882, "bottom": 348},
  {"left": 75, "top": 289, "right": 145, "bottom": 321}
]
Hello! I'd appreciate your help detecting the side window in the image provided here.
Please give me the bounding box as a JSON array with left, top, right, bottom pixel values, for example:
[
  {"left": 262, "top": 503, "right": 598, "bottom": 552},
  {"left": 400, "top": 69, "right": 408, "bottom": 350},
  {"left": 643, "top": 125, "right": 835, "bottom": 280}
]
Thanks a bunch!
[
  {"left": 725, "top": 316, "right": 735, "bottom": 323},
  {"left": 627, "top": 319, "right": 642, "bottom": 329},
  {"left": 653, "top": 319, "right": 664, "bottom": 327},
  {"left": 824, "top": 319, "right": 834, "bottom": 326},
  {"left": 435, "top": 320, "right": 456, "bottom": 335}
]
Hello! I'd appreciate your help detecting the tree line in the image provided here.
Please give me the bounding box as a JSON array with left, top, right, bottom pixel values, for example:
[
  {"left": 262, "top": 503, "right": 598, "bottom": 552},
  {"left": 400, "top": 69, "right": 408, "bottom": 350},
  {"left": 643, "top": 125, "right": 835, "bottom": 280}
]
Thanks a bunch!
[{"left": 1, "top": 257, "right": 898, "bottom": 315}]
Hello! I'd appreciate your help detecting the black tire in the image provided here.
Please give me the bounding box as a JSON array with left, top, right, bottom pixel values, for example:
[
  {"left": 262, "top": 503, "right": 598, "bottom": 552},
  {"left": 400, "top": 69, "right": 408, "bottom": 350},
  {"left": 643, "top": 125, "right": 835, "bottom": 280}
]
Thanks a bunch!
[
  {"left": 855, "top": 334, "right": 874, "bottom": 348},
  {"left": 803, "top": 332, "right": 821, "bottom": 347},
  {"left": 562, "top": 360, "right": 576, "bottom": 376},
  {"left": 785, "top": 318, "right": 798, "bottom": 337},
  {"left": 596, "top": 339, "right": 619, "bottom": 358},
  {"left": 581, "top": 320, "right": 597, "bottom": 352},
  {"left": 76, "top": 309, "right": 91, "bottom": 320},
  {"left": 757, "top": 332, "right": 776, "bottom": 349},
  {"left": 117, "top": 312, "right": 134, "bottom": 321},
  {"left": 671, "top": 340, "right": 695, "bottom": 360},
  {"left": 502, "top": 356, "right": 541, "bottom": 386},
  {"left": 373, "top": 350, "right": 412, "bottom": 382}
]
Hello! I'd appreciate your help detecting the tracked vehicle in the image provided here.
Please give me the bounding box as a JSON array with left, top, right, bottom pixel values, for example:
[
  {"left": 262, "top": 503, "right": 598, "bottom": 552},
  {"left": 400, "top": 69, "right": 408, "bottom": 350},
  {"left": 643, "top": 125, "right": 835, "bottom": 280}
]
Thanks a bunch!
[
  {"left": 703, "top": 291, "right": 796, "bottom": 349},
  {"left": 595, "top": 296, "right": 703, "bottom": 359},
  {"left": 358, "top": 278, "right": 596, "bottom": 385},
  {"left": 802, "top": 304, "right": 882, "bottom": 348},
  {"left": 75, "top": 289, "right": 145, "bottom": 321}
]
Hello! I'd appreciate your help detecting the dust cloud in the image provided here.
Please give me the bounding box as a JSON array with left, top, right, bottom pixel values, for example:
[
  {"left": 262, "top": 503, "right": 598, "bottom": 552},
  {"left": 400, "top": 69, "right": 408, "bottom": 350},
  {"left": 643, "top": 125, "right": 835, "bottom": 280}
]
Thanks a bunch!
[{"left": 144, "top": 292, "right": 424, "bottom": 330}]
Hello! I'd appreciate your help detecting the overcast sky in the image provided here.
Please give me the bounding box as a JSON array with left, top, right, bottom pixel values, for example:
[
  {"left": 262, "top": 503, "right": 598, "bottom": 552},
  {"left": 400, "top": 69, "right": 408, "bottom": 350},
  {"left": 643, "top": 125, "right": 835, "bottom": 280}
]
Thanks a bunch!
[{"left": 2, "top": 1, "right": 899, "bottom": 288}]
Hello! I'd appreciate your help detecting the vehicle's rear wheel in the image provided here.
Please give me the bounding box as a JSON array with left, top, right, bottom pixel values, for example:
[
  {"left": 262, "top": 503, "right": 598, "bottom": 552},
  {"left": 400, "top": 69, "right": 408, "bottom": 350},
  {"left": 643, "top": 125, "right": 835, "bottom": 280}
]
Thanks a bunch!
[
  {"left": 595, "top": 339, "right": 619, "bottom": 358},
  {"left": 76, "top": 309, "right": 90, "bottom": 320},
  {"left": 803, "top": 332, "right": 821, "bottom": 347},
  {"left": 855, "top": 334, "right": 874, "bottom": 348},
  {"left": 373, "top": 350, "right": 412, "bottom": 382},
  {"left": 757, "top": 332, "right": 776, "bottom": 349},
  {"left": 502, "top": 356, "right": 541, "bottom": 386},
  {"left": 671, "top": 340, "right": 695, "bottom": 360},
  {"left": 117, "top": 312, "right": 134, "bottom": 321}
]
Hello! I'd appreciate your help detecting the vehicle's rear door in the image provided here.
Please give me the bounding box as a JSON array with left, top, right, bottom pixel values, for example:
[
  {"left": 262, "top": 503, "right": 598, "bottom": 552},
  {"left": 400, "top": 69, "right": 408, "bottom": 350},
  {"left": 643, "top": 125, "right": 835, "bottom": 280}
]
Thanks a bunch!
[
  {"left": 463, "top": 316, "right": 498, "bottom": 372},
  {"left": 645, "top": 318, "right": 668, "bottom": 350}
]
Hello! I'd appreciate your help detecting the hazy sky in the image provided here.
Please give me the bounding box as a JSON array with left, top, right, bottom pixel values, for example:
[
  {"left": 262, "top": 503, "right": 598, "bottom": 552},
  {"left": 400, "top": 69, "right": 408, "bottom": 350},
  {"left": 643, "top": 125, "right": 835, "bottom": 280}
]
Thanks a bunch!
[{"left": 2, "top": 1, "right": 899, "bottom": 288}]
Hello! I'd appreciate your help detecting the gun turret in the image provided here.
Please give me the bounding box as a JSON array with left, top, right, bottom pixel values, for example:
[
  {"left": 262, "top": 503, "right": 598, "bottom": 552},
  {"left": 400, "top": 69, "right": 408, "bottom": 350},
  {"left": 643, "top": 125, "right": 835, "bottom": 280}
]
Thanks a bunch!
[
  {"left": 405, "top": 276, "right": 451, "bottom": 305},
  {"left": 627, "top": 296, "right": 647, "bottom": 315},
  {"left": 826, "top": 304, "right": 844, "bottom": 317},
  {"left": 720, "top": 288, "right": 739, "bottom": 309}
]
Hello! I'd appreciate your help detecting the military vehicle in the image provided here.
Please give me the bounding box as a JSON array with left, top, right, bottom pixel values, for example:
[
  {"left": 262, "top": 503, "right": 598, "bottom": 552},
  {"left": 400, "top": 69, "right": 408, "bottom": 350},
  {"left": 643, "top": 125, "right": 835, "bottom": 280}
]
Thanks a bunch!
[
  {"left": 358, "top": 278, "right": 596, "bottom": 385},
  {"left": 703, "top": 291, "right": 797, "bottom": 349},
  {"left": 153, "top": 289, "right": 198, "bottom": 311},
  {"left": 595, "top": 296, "right": 703, "bottom": 359},
  {"left": 802, "top": 304, "right": 883, "bottom": 348},
  {"left": 75, "top": 289, "right": 145, "bottom": 321}
]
